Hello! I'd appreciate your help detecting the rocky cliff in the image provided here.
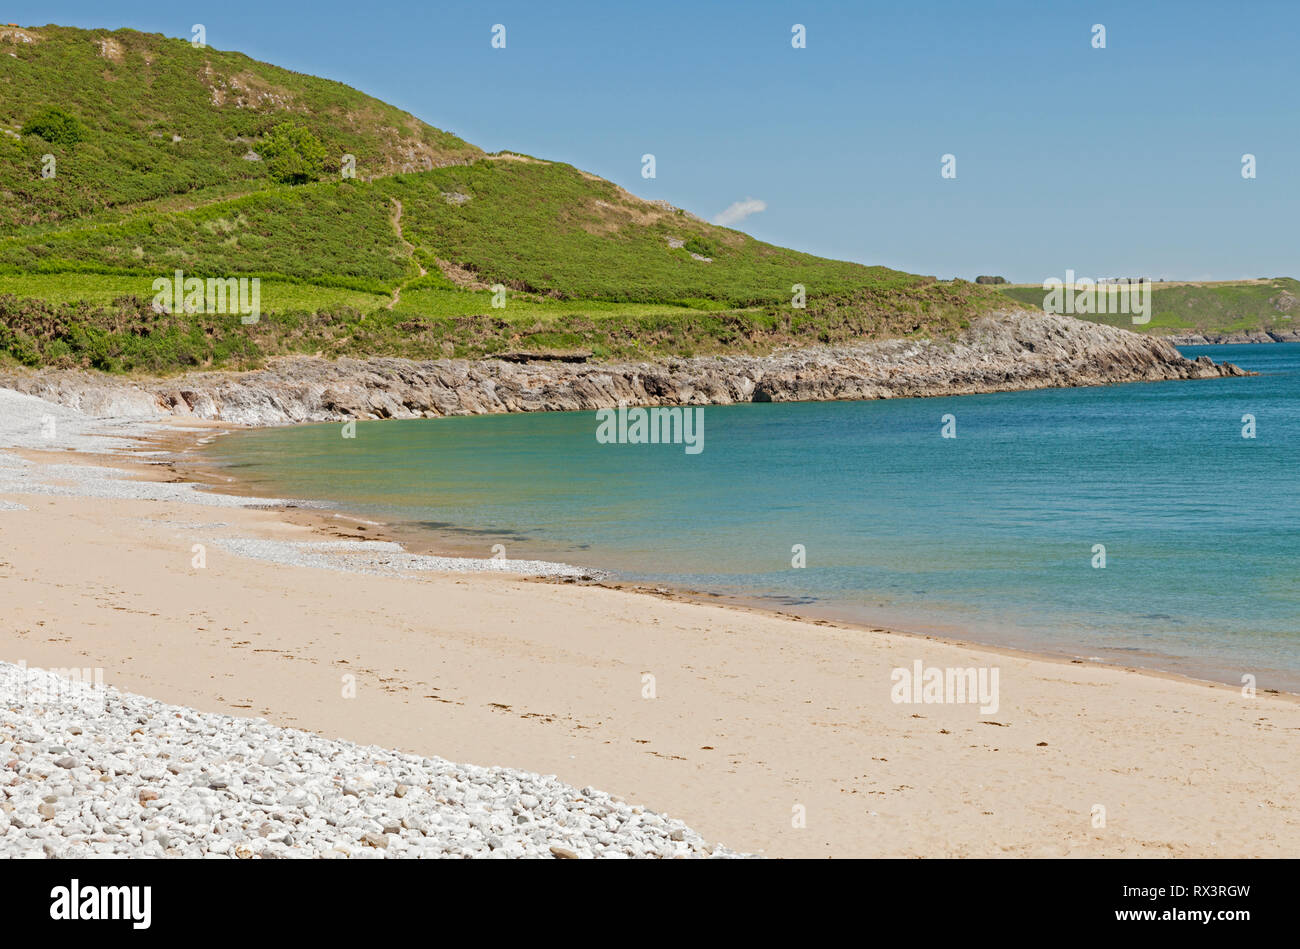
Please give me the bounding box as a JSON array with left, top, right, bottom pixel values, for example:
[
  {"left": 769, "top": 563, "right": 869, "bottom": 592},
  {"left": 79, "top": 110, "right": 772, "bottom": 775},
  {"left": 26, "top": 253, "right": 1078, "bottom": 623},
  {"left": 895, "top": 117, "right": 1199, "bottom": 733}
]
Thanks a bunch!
[
  {"left": 0, "top": 311, "right": 1248, "bottom": 427},
  {"left": 1164, "top": 329, "right": 1300, "bottom": 345}
]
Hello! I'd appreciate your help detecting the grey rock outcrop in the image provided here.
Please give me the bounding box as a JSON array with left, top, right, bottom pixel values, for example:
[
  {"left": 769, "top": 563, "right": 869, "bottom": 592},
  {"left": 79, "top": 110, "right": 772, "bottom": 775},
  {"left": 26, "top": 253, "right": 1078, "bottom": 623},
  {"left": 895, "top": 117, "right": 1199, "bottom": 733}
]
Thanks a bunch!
[
  {"left": 0, "top": 311, "right": 1248, "bottom": 427},
  {"left": 1164, "top": 328, "right": 1300, "bottom": 345}
]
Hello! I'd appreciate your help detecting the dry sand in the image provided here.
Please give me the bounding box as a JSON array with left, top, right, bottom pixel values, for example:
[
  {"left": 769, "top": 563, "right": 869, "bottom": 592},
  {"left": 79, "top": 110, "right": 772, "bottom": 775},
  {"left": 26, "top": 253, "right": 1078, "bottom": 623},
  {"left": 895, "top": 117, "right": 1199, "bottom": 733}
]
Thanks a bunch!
[{"left": 1, "top": 419, "right": 1297, "bottom": 858}]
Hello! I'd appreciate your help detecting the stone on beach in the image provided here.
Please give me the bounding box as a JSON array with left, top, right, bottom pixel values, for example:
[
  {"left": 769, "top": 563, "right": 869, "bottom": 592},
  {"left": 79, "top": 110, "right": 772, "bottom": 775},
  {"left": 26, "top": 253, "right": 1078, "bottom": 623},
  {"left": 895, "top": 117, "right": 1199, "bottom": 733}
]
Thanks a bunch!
[{"left": 0, "top": 661, "right": 745, "bottom": 859}]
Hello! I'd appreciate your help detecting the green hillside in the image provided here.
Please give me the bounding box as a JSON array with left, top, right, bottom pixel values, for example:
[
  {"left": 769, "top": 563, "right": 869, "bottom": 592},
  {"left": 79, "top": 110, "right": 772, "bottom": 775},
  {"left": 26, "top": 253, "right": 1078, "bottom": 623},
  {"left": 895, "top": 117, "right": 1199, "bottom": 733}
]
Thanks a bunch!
[
  {"left": 999, "top": 279, "right": 1299, "bottom": 337},
  {"left": 0, "top": 24, "right": 1011, "bottom": 373},
  {"left": 0, "top": 24, "right": 480, "bottom": 227}
]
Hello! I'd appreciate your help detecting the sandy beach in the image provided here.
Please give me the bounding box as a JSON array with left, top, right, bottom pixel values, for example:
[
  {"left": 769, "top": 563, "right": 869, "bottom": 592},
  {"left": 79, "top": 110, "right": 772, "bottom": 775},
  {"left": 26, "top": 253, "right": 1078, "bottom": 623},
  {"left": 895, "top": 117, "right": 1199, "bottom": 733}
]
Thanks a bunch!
[{"left": 1, "top": 395, "right": 1297, "bottom": 858}]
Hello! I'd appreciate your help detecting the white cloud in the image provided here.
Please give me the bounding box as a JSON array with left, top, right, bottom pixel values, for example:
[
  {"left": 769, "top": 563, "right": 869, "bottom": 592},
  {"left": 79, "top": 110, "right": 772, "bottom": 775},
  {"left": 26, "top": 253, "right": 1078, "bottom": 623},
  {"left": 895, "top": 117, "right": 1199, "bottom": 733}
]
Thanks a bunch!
[{"left": 712, "top": 197, "right": 767, "bottom": 227}]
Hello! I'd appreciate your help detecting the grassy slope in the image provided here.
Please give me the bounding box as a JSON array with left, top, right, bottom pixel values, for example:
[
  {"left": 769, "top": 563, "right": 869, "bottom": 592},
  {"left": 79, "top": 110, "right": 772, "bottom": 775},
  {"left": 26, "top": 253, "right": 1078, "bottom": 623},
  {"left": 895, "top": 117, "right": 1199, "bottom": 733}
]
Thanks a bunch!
[
  {"left": 0, "top": 24, "right": 480, "bottom": 228},
  {"left": 376, "top": 161, "right": 913, "bottom": 304},
  {"left": 0, "top": 25, "right": 1012, "bottom": 374},
  {"left": 999, "top": 280, "right": 1300, "bottom": 336}
]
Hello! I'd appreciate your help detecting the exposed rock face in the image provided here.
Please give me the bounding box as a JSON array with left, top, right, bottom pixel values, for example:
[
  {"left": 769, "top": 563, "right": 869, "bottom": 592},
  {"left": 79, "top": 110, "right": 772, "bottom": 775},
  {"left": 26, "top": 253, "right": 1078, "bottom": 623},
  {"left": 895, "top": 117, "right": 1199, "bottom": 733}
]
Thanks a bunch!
[
  {"left": 0, "top": 311, "right": 1248, "bottom": 427},
  {"left": 1164, "top": 329, "right": 1300, "bottom": 345}
]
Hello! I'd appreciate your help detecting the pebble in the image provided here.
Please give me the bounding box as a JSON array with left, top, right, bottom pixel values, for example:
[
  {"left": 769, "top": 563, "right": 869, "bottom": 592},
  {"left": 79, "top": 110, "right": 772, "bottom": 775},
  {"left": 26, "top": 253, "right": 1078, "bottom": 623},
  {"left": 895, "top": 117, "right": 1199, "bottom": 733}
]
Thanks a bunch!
[{"left": 0, "top": 660, "right": 745, "bottom": 859}]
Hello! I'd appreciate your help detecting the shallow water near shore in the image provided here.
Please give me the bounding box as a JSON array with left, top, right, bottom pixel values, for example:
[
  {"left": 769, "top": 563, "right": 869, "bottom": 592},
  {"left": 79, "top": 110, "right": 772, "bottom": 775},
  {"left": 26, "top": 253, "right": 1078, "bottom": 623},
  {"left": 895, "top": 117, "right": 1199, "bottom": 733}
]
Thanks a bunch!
[{"left": 204, "top": 343, "right": 1300, "bottom": 691}]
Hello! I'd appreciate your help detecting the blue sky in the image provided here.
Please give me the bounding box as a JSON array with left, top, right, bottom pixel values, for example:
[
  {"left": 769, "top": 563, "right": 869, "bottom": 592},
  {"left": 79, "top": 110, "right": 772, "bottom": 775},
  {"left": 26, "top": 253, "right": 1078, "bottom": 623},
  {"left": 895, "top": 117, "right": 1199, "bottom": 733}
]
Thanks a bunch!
[{"left": 14, "top": 0, "right": 1300, "bottom": 281}]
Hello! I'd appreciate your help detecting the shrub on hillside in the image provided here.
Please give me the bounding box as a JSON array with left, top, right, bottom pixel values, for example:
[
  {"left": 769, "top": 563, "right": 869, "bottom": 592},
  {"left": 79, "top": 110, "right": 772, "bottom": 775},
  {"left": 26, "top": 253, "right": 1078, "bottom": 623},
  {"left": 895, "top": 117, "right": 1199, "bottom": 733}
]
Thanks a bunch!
[
  {"left": 21, "top": 106, "right": 86, "bottom": 146},
  {"left": 683, "top": 236, "right": 718, "bottom": 258},
  {"left": 259, "top": 122, "right": 326, "bottom": 185},
  {"left": 0, "top": 293, "right": 264, "bottom": 372}
]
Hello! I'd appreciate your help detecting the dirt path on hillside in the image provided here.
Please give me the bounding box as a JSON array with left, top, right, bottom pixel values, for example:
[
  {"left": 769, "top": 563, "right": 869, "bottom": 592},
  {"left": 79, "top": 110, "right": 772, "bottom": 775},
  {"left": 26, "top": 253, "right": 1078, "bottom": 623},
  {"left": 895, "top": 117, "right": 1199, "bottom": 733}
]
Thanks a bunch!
[{"left": 386, "top": 198, "right": 428, "bottom": 310}]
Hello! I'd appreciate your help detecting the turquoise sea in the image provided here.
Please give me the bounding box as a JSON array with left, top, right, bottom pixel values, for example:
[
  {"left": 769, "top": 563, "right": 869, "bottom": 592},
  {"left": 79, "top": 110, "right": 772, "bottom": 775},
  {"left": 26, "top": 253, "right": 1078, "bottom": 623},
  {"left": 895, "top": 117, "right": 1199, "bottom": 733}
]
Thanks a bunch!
[{"left": 204, "top": 344, "right": 1300, "bottom": 690}]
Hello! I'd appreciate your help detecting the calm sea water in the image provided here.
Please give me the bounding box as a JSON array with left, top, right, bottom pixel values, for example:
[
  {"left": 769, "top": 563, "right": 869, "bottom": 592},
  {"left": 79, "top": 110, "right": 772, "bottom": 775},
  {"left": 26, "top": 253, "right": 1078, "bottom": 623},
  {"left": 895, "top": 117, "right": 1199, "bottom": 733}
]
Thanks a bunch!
[{"left": 205, "top": 344, "right": 1300, "bottom": 690}]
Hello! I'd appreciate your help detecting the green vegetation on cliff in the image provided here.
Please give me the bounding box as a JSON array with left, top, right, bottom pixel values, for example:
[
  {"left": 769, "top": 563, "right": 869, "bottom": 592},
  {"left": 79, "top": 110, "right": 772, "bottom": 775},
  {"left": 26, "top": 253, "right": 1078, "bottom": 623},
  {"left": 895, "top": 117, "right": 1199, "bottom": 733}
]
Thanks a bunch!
[
  {"left": 0, "top": 24, "right": 1012, "bottom": 373},
  {"left": 998, "top": 279, "right": 1299, "bottom": 337},
  {"left": 0, "top": 24, "right": 480, "bottom": 227}
]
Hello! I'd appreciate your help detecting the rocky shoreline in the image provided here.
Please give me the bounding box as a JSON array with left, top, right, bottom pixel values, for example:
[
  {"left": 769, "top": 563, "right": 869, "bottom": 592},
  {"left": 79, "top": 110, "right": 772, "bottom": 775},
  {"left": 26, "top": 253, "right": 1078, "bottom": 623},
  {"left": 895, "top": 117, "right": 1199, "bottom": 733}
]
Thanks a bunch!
[
  {"left": 0, "top": 311, "right": 1248, "bottom": 426},
  {"left": 1162, "top": 329, "right": 1300, "bottom": 345}
]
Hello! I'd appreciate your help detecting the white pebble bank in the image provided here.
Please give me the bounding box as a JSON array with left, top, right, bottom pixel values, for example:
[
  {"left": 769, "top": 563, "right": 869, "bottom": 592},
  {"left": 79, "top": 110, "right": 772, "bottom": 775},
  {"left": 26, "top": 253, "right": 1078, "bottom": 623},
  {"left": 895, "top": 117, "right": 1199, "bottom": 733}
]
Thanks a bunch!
[{"left": 0, "top": 661, "right": 744, "bottom": 859}]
